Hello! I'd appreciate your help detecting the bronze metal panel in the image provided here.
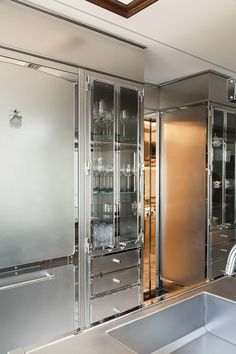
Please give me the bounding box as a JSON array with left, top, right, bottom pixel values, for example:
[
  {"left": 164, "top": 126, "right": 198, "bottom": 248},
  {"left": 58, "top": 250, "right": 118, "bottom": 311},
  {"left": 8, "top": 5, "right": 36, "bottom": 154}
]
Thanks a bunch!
[{"left": 160, "top": 105, "right": 207, "bottom": 285}]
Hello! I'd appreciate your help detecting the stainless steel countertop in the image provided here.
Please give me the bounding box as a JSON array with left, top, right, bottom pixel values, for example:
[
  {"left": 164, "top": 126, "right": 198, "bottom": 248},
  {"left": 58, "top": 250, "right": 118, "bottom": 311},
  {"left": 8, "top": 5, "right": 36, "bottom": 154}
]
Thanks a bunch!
[{"left": 18, "top": 276, "right": 236, "bottom": 354}]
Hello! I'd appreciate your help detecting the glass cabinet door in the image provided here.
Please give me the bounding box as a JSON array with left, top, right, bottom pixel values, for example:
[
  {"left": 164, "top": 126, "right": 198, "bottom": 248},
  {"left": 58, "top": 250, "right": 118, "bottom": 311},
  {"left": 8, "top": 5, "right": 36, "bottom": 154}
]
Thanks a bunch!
[
  {"left": 90, "top": 80, "right": 115, "bottom": 249},
  {"left": 212, "top": 109, "right": 224, "bottom": 229},
  {"left": 117, "top": 87, "right": 141, "bottom": 245},
  {"left": 225, "top": 113, "right": 236, "bottom": 226}
]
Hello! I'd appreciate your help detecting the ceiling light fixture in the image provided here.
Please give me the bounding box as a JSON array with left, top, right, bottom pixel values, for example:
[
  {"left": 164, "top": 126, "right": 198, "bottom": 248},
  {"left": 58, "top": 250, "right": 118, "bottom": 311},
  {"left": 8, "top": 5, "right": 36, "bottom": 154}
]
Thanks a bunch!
[{"left": 86, "top": 0, "right": 158, "bottom": 18}]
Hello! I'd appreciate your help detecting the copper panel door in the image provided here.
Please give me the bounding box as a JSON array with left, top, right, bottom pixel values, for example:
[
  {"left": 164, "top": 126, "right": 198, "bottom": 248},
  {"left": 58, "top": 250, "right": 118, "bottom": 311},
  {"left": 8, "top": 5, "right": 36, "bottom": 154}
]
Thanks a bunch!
[{"left": 160, "top": 105, "right": 207, "bottom": 285}]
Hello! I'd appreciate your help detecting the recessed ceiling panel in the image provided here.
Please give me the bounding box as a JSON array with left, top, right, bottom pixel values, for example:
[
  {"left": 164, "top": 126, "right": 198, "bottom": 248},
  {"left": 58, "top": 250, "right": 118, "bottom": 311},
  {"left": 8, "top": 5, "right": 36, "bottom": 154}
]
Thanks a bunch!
[{"left": 86, "top": 0, "right": 158, "bottom": 18}]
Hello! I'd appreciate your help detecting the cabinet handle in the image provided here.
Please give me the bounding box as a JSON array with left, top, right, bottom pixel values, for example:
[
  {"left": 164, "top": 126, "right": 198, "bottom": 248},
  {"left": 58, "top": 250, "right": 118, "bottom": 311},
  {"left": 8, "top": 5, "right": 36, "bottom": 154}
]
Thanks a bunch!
[
  {"left": 112, "top": 258, "right": 121, "bottom": 264},
  {"left": 220, "top": 248, "right": 228, "bottom": 253},
  {"left": 113, "top": 307, "right": 121, "bottom": 313},
  {"left": 0, "top": 272, "right": 55, "bottom": 292},
  {"left": 220, "top": 234, "right": 229, "bottom": 238},
  {"left": 112, "top": 278, "right": 121, "bottom": 284}
]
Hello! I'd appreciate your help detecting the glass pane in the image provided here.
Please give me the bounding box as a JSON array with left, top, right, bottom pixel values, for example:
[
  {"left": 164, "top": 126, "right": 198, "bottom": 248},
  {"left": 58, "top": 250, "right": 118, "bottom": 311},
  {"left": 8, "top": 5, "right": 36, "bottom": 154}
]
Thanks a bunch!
[
  {"left": 119, "top": 87, "right": 138, "bottom": 143},
  {"left": 118, "top": 88, "right": 139, "bottom": 245},
  {"left": 90, "top": 81, "right": 115, "bottom": 249},
  {"left": 212, "top": 110, "right": 224, "bottom": 228},
  {"left": 225, "top": 113, "right": 236, "bottom": 225}
]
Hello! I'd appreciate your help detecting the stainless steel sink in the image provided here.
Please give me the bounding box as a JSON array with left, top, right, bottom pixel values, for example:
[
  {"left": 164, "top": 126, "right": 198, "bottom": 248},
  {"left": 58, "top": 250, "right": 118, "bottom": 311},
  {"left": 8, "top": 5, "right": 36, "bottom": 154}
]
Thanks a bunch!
[{"left": 108, "top": 292, "right": 236, "bottom": 354}]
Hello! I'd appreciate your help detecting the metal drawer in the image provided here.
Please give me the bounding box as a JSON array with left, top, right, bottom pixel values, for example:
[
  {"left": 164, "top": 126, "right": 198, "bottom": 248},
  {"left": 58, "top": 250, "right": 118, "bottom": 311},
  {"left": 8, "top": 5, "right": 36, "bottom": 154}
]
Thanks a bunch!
[
  {"left": 90, "top": 286, "right": 141, "bottom": 323},
  {"left": 210, "top": 259, "right": 227, "bottom": 279},
  {"left": 0, "top": 265, "right": 75, "bottom": 354},
  {"left": 210, "top": 229, "right": 235, "bottom": 246},
  {"left": 91, "top": 249, "right": 139, "bottom": 275},
  {"left": 91, "top": 267, "right": 139, "bottom": 296},
  {"left": 211, "top": 241, "right": 235, "bottom": 261}
]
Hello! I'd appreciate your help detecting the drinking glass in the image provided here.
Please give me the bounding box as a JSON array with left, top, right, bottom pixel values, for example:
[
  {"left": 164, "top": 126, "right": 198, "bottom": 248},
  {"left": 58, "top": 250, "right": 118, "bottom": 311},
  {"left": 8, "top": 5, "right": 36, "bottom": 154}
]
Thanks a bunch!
[{"left": 120, "top": 109, "right": 130, "bottom": 137}]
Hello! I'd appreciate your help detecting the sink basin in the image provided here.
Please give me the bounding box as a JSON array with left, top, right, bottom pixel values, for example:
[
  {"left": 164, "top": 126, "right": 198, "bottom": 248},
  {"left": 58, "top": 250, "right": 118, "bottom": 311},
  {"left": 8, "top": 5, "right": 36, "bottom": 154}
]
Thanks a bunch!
[{"left": 108, "top": 292, "right": 236, "bottom": 354}]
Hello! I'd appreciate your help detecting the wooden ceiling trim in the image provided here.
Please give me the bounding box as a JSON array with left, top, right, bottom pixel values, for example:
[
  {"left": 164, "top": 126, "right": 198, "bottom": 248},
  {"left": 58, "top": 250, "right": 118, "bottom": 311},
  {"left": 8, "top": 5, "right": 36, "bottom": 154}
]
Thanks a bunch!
[{"left": 86, "top": 0, "right": 158, "bottom": 18}]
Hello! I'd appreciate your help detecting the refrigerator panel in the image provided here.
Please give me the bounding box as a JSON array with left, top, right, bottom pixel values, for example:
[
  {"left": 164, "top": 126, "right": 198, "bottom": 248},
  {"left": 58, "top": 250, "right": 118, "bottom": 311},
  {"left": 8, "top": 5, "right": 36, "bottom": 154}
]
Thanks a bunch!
[
  {"left": 160, "top": 105, "right": 206, "bottom": 285},
  {"left": 0, "top": 61, "right": 75, "bottom": 268}
]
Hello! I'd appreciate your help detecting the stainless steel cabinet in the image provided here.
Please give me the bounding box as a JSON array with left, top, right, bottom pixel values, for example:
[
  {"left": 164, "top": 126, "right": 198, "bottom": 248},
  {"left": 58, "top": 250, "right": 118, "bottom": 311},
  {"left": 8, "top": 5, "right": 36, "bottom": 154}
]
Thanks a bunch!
[
  {"left": 79, "top": 73, "right": 144, "bottom": 326},
  {"left": 208, "top": 108, "right": 236, "bottom": 279},
  {"left": 0, "top": 60, "right": 76, "bottom": 269},
  {"left": 0, "top": 265, "right": 75, "bottom": 354}
]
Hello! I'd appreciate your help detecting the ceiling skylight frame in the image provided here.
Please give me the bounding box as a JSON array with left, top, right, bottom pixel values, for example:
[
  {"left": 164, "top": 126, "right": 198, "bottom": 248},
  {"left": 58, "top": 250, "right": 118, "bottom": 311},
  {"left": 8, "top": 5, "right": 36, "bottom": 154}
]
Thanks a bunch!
[{"left": 86, "top": 0, "right": 158, "bottom": 18}]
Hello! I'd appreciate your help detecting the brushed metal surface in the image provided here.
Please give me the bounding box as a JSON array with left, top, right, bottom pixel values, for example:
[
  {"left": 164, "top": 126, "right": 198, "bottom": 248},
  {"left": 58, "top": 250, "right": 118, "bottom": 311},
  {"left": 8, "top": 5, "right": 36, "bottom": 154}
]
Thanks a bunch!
[
  {"left": 210, "top": 229, "right": 235, "bottom": 246},
  {"left": 91, "top": 267, "right": 139, "bottom": 296},
  {"left": 0, "top": 265, "right": 75, "bottom": 354},
  {"left": 0, "top": 0, "right": 144, "bottom": 81},
  {"left": 91, "top": 249, "right": 139, "bottom": 275},
  {"left": 159, "top": 73, "right": 209, "bottom": 110},
  {"left": 210, "top": 259, "right": 228, "bottom": 278},
  {"left": 90, "top": 286, "right": 140, "bottom": 323},
  {"left": 211, "top": 241, "right": 235, "bottom": 261},
  {"left": 0, "top": 60, "right": 75, "bottom": 268},
  {"left": 160, "top": 105, "right": 207, "bottom": 285},
  {"left": 159, "top": 72, "right": 236, "bottom": 110},
  {"left": 109, "top": 293, "right": 236, "bottom": 354}
]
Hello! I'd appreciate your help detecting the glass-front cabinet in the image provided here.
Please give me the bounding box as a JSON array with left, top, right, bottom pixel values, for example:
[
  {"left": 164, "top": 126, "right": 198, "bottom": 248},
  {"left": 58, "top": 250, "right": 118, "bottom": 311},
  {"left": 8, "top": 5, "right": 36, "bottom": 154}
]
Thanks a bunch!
[
  {"left": 89, "top": 78, "right": 143, "bottom": 251},
  {"left": 84, "top": 74, "right": 143, "bottom": 325},
  {"left": 209, "top": 108, "right": 236, "bottom": 279}
]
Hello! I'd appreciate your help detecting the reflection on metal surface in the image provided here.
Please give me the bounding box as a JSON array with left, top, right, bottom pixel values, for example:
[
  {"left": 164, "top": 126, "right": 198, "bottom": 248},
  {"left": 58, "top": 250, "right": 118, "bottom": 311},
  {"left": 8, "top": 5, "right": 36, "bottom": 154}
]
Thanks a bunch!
[{"left": 160, "top": 105, "right": 207, "bottom": 286}]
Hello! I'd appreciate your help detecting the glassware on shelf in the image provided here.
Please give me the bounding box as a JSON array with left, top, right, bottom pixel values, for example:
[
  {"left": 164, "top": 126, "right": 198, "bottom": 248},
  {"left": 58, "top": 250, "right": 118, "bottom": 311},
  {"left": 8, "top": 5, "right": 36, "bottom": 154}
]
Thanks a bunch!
[
  {"left": 93, "top": 158, "right": 113, "bottom": 193},
  {"left": 120, "top": 109, "right": 130, "bottom": 137},
  {"left": 121, "top": 163, "right": 134, "bottom": 192},
  {"left": 93, "top": 222, "right": 113, "bottom": 247},
  {"left": 103, "top": 203, "right": 113, "bottom": 219},
  {"left": 97, "top": 157, "right": 104, "bottom": 191},
  {"left": 106, "top": 164, "right": 113, "bottom": 192},
  {"left": 93, "top": 99, "right": 114, "bottom": 136}
]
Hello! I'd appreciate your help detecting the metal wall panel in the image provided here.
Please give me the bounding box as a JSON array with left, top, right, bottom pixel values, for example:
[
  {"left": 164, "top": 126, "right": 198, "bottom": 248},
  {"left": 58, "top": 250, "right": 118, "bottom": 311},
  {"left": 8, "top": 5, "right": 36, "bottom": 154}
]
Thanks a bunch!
[
  {"left": 160, "top": 105, "right": 207, "bottom": 285},
  {"left": 144, "top": 83, "right": 159, "bottom": 110},
  {"left": 0, "top": 0, "right": 144, "bottom": 81},
  {"left": 159, "top": 71, "right": 236, "bottom": 110},
  {"left": 159, "top": 73, "right": 209, "bottom": 110},
  {"left": 0, "top": 60, "right": 75, "bottom": 268}
]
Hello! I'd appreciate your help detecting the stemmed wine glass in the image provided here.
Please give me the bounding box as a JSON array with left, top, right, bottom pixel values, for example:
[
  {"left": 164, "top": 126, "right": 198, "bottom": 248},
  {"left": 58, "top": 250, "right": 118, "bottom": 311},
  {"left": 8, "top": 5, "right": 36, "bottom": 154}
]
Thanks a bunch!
[{"left": 120, "top": 109, "right": 130, "bottom": 138}]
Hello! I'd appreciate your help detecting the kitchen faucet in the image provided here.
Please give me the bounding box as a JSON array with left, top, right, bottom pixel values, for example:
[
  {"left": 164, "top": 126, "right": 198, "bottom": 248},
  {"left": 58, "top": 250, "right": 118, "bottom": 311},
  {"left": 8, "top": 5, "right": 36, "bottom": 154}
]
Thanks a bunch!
[{"left": 225, "top": 244, "right": 236, "bottom": 276}]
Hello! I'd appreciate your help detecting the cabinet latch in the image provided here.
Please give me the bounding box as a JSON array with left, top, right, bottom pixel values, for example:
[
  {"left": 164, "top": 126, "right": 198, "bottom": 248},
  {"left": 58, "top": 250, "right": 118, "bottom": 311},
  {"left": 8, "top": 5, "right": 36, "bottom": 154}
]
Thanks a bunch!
[
  {"left": 139, "top": 163, "right": 145, "bottom": 176},
  {"left": 85, "top": 161, "right": 91, "bottom": 175}
]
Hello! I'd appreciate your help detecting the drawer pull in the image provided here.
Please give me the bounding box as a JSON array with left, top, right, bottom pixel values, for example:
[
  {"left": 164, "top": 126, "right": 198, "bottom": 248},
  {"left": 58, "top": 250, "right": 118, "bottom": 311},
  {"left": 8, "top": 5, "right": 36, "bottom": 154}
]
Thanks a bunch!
[
  {"left": 113, "top": 307, "right": 121, "bottom": 313},
  {"left": 0, "top": 272, "right": 55, "bottom": 292},
  {"left": 112, "top": 278, "right": 121, "bottom": 284},
  {"left": 220, "top": 234, "right": 229, "bottom": 238},
  {"left": 220, "top": 248, "right": 228, "bottom": 253},
  {"left": 112, "top": 258, "right": 121, "bottom": 264}
]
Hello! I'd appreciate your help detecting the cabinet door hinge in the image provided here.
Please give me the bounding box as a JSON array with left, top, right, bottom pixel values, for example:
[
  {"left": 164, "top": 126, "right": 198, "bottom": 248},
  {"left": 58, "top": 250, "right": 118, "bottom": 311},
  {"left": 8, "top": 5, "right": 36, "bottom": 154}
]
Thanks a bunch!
[
  {"left": 139, "top": 162, "right": 145, "bottom": 176},
  {"left": 85, "top": 77, "right": 91, "bottom": 91},
  {"left": 139, "top": 89, "right": 144, "bottom": 103},
  {"left": 208, "top": 166, "right": 213, "bottom": 176}
]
